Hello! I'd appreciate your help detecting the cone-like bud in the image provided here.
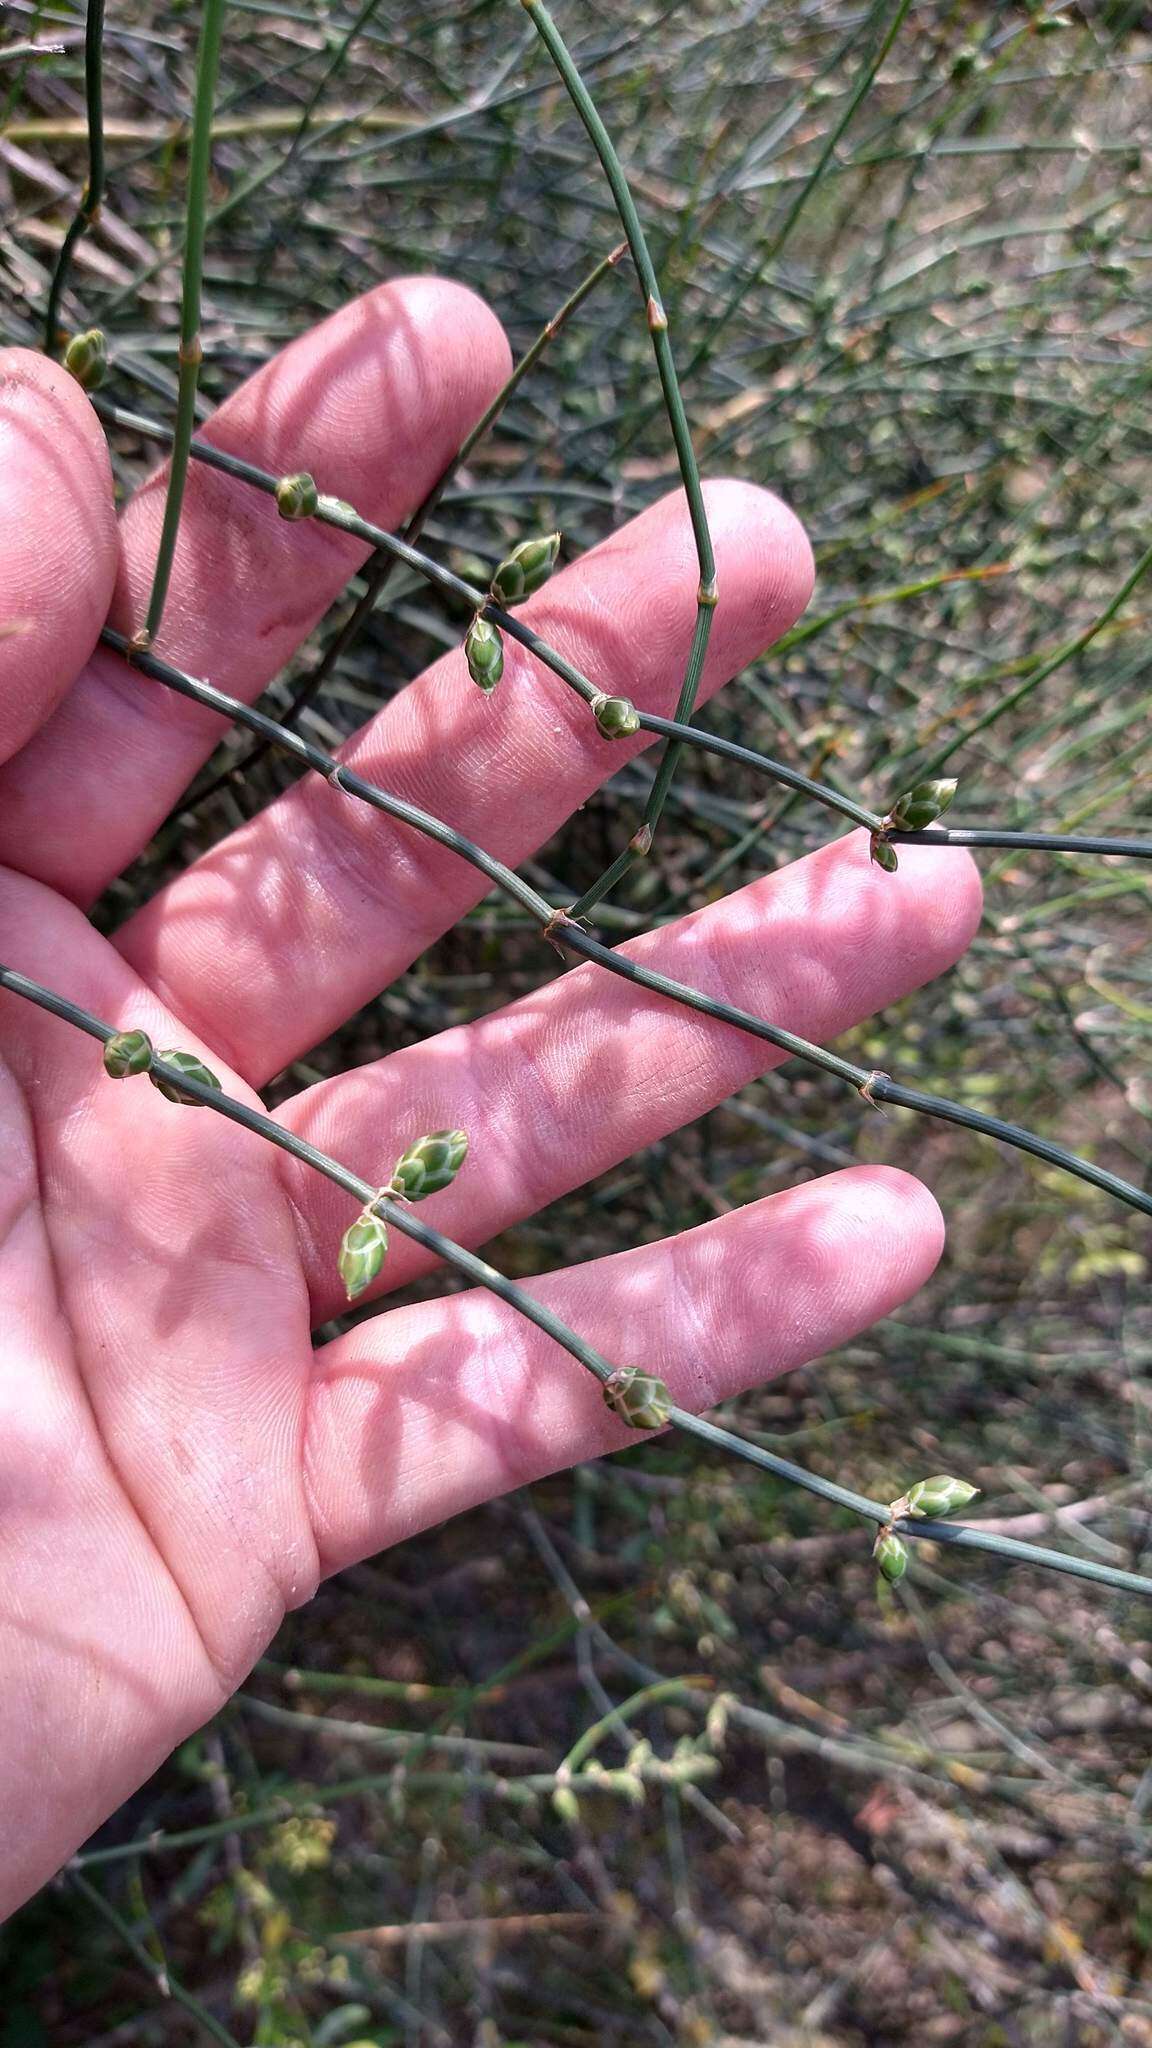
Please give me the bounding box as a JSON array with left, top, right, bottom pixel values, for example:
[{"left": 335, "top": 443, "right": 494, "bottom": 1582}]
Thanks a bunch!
[
  {"left": 874, "top": 1529, "right": 908, "bottom": 1583},
  {"left": 905, "top": 1474, "right": 979, "bottom": 1519},
  {"left": 592, "top": 694, "right": 641, "bottom": 740},
  {"left": 489, "top": 532, "right": 561, "bottom": 606},
  {"left": 464, "top": 616, "right": 504, "bottom": 694},
  {"left": 64, "top": 328, "right": 108, "bottom": 391},
  {"left": 275, "top": 472, "right": 319, "bottom": 521},
  {"left": 149, "top": 1049, "right": 222, "bottom": 1105},
  {"left": 103, "top": 1028, "right": 153, "bottom": 1079},
  {"left": 888, "top": 778, "right": 958, "bottom": 833},
  {"left": 391, "top": 1129, "right": 468, "bottom": 1201},
  {"left": 338, "top": 1211, "right": 389, "bottom": 1302},
  {"left": 869, "top": 834, "right": 899, "bottom": 873},
  {"left": 602, "top": 1367, "right": 671, "bottom": 1431}
]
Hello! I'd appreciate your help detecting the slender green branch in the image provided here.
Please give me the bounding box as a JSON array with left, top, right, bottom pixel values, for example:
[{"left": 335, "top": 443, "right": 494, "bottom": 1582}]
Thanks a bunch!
[
  {"left": 69, "top": 1869, "right": 242, "bottom": 2048},
  {"left": 96, "top": 398, "right": 1152, "bottom": 866},
  {"left": 142, "top": 0, "right": 228, "bottom": 646},
  {"left": 94, "top": 393, "right": 882, "bottom": 836},
  {"left": 43, "top": 0, "right": 106, "bottom": 352},
  {"left": 519, "top": 0, "right": 716, "bottom": 909},
  {"left": 96, "top": 631, "right": 1152, "bottom": 1220},
  {"left": 187, "top": 239, "right": 630, "bottom": 806},
  {"left": 3, "top": 959, "right": 1151, "bottom": 1602},
  {"left": 889, "top": 827, "right": 1152, "bottom": 858}
]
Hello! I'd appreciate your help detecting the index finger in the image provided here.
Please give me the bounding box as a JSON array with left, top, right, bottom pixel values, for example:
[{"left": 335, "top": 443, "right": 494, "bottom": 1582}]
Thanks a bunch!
[{"left": 0, "top": 278, "right": 512, "bottom": 903}]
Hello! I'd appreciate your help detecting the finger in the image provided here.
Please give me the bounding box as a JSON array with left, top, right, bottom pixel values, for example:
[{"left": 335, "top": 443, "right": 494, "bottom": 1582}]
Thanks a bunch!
[
  {"left": 302, "top": 1165, "right": 944, "bottom": 1575},
  {"left": 0, "top": 348, "right": 118, "bottom": 764},
  {"left": 116, "top": 478, "right": 814, "bottom": 1078},
  {"left": 280, "top": 833, "right": 982, "bottom": 1324},
  {"left": 0, "top": 278, "right": 512, "bottom": 901}
]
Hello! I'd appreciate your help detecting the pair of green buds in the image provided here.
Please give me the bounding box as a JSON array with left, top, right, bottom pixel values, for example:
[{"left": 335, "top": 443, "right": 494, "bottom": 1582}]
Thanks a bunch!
[
  {"left": 64, "top": 328, "right": 108, "bottom": 392},
  {"left": 463, "top": 532, "right": 563, "bottom": 699},
  {"left": 870, "top": 778, "right": 958, "bottom": 873},
  {"left": 463, "top": 536, "right": 641, "bottom": 742},
  {"left": 873, "top": 1472, "right": 980, "bottom": 1584},
  {"left": 103, "top": 1028, "right": 221, "bottom": 1102},
  {"left": 338, "top": 1129, "right": 469, "bottom": 1302}
]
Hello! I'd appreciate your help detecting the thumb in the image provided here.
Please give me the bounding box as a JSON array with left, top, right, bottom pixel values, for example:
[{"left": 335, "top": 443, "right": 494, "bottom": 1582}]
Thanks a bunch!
[{"left": 0, "top": 348, "right": 118, "bottom": 766}]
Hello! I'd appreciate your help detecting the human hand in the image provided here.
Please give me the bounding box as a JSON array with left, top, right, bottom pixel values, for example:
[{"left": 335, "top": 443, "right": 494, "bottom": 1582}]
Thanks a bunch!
[{"left": 0, "top": 278, "right": 981, "bottom": 1916}]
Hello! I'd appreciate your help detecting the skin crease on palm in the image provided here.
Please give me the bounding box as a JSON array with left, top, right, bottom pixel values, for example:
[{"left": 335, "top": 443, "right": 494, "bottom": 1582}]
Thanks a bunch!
[{"left": 0, "top": 276, "right": 983, "bottom": 1919}]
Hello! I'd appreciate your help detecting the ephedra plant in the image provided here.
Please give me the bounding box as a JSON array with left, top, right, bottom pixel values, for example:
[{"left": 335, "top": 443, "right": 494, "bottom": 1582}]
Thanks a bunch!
[{"left": 7, "top": 0, "right": 1152, "bottom": 1610}]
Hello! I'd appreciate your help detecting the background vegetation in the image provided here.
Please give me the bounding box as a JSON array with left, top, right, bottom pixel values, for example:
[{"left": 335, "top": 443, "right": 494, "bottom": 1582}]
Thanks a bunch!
[{"left": 2, "top": 0, "right": 1152, "bottom": 2038}]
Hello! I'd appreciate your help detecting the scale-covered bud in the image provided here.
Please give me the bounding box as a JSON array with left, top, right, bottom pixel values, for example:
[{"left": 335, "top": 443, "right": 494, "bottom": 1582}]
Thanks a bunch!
[
  {"left": 602, "top": 1367, "right": 671, "bottom": 1431},
  {"left": 338, "top": 1211, "right": 389, "bottom": 1302},
  {"left": 889, "top": 778, "right": 958, "bottom": 832},
  {"left": 489, "top": 532, "right": 561, "bottom": 606},
  {"left": 149, "top": 1049, "right": 222, "bottom": 1105},
  {"left": 869, "top": 834, "right": 899, "bottom": 873},
  {"left": 275, "top": 472, "right": 319, "bottom": 520},
  {"left": 391, "top": 1129, "right": 468, "bottom": 1201},
  {"left": 103, "top": 1028, "right": 153, "bottom": 1079},
  {"left": 873, "top": 1530, "right": 908, "bottom": 1583},
  {"left": 592, "top": 694, "right": 641, "bottom": 740},
  {"left": 64, "top": 328, "right": 107, "bottom": 391},
  {"left": 905, "top": 1474, "right": 979, "bottom": 1519},
  {"left": 464, "top": 616, "right": 504, "bottom": 694}
]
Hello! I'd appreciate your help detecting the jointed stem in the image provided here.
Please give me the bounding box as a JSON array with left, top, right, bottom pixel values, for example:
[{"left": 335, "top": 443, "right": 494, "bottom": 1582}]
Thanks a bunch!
[
  {"left": 519, "top": 0, "right": 716, "bottom": 912},
  {"left": 95, "top": 398, "right": 1152, "bottom": 863},
  {"left": 101, "top": 628, "right": 1152, "bottom": 1222},
  {"left": 2, "top": 958, "right": 1150, "bottom": 1603},
  {"left": 142, "top": 0, "right": 228, "bottom": 646},
  {"left": 189, "top": 239, "right": 630, "bottom": 805},
  {"left": 43, "top": 0, "right": 106, "bottom": 352}
]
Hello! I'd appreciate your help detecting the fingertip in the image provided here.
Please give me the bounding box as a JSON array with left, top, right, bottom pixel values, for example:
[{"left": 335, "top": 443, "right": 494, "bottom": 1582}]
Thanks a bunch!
[
  {"left": 880, "top": 835, "right": 985, "bottom": 963},
  {"left": 0, "top": 348, "right": 117, "bottom": 763},
  {"left": 827, "top": 1162, "right": 947, "bottom": 1291}
]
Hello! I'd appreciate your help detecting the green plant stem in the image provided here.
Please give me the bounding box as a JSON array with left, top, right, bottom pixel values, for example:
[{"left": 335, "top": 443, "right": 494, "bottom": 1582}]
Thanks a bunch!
[
  {"left": 142, "top": 0, "right": 227, "bottom": 645},
  {"left": 519, "top": 0, "right": 716, "bottom": 911},
  {"left": 558, "top": 1678, "right": 706, "bottom": 1779},
  {"left": 69, "top": 1869, "right": 242, "bottom": 2048},
  {"left": 888, "top": 828, "right": 1152, "bottom": 858},
  {"left": 97, "top": 399, "right": 1152, "bottom": 867},
  {"left": 99, "top": 629, "right": 1152, "bottom": 1223},
  {"left": 43, "top": 0, "right": 105, "bottom": 351},
  {"left": 3, "top": 958, "right": 1151, "bottom": 1603},
  {"left": 187, "top": 239, "right": 630, "bottom": 806}
]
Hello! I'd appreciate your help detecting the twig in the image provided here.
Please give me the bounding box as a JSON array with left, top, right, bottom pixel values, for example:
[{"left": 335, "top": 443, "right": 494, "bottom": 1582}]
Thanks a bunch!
[
  {"left": 4, "top": 957, "right": 1152, "bottom": 1602},
  {"left": 519, "top": 0, "right": 717, "bottom": 914},
  {"left": 141, "top": 0, "right": 227, "bottom": 645},
  {"left": 43, "top": 0, "right": 105, "bottom": 350}
]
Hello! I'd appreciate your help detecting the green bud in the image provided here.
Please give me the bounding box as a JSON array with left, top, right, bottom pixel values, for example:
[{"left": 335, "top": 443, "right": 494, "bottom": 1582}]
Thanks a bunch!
[
  {"left": 602, "top": 1367, "right": 671, "bottom": 1431},
  {"left": 905, "top": 1474, "right": 980, "bottom": 1519},
  {"left": 149, "top": 1049, "right": 222, "bottom": 1105},
  {"left": 103, "top": 1028, "right": 153, "bottom": 1079},
  {"left": 338, "top": 1211, "right": 389, "bottom": 1302},
  {"left": 275, "top": 472, "right": 319, "bottom": 520},
  {"left": 63, "top": 328, "right": 107, "bottom": 391},
  {"left": 869, "top": 834, "right": 899, "bottom": 873},
  {"left": 464, "top": 616, "right": 504, "bottom": 694},
  {"left": 873, "top": 1530, "right": 908, "bottom": 1583},
  {"left": 391, "top": 1129, "right": 468, "bottom": 1201},
  {"left": 551, "top": 1784, "right": 581, "bottom": 1826},
  {"left": 888, "top": 778, "right": 958, "bottom": 832},
  {"left": 489, "top": 532, "right": 561, "bottom": 607},
  {"left": 592, "top": 694, "right": 641, "bottom": 740}
]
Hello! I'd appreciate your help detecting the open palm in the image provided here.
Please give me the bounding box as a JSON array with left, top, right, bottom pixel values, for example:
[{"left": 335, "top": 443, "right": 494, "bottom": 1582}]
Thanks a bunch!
[{"left": 0, "top": 279, "right": 981, "bottom": 1916}]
